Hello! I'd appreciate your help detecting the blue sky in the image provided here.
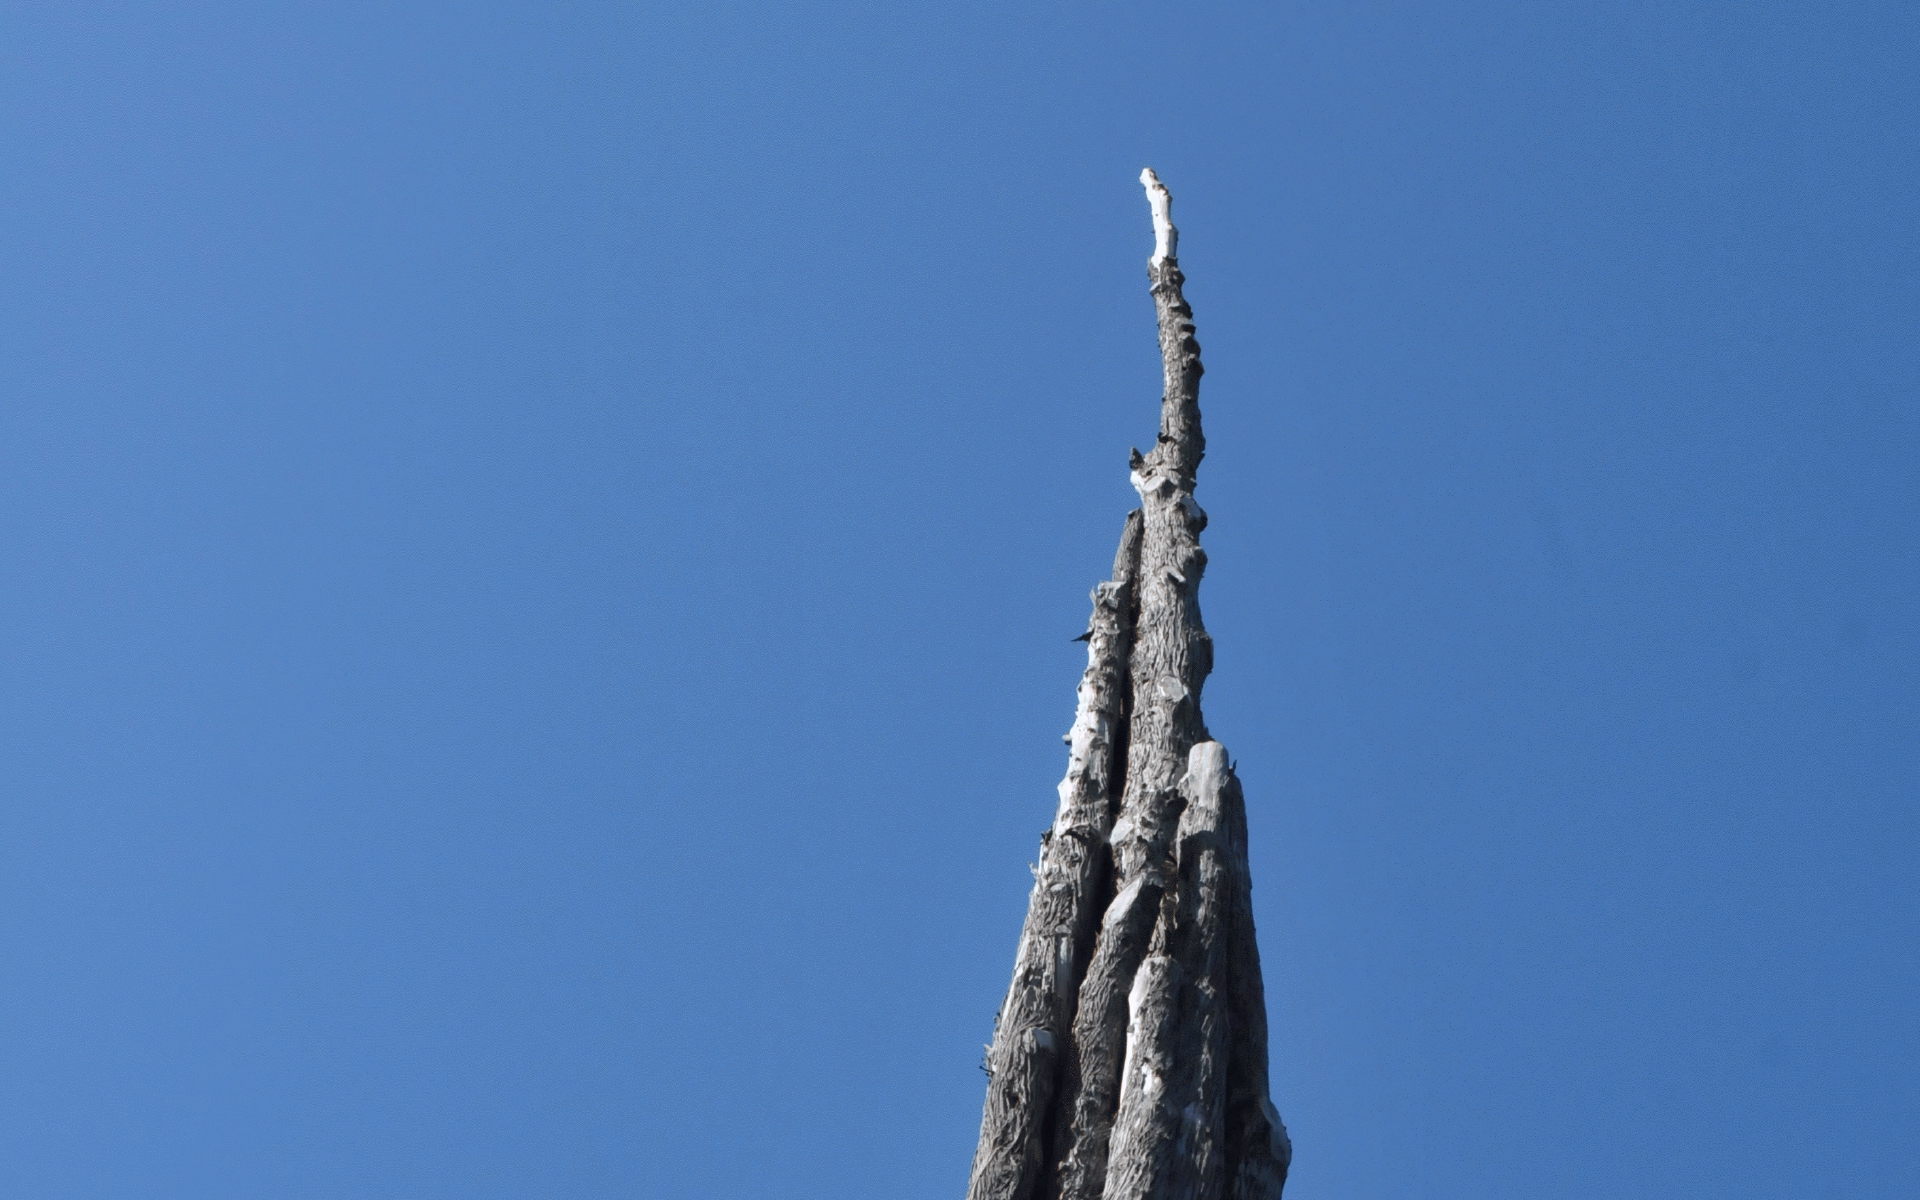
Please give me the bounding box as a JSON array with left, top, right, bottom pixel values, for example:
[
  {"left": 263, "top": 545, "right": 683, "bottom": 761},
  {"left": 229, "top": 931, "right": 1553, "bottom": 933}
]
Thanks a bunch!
[{"left": 3, "top": 3, "right": 1915, "bottom": 1197}]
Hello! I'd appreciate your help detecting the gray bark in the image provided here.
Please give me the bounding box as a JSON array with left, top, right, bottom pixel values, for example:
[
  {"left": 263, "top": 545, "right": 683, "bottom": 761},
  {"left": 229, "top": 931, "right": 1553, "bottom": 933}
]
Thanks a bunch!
[
  {"left": 1051, "top": 867, "right": 1167, "bottom": 1200},
  {"left": 1104, "top": 742, "right": 1235, "bottom": 1200},
  {"left": 1220, "top": 762, "right": 1290, "bottom": 1200},
  {"left": 1100, "top": 953, "right": 1183, "bottom": 1200},
  {"left": 1161, "top": 743, "right": 1234, "bottom": 1200},
  {"left": 1052, "top": 170, "right": 1215, "bottom": 1200},
  {"left": 968, "top": 512, "right": 1143, "bottom": 1200},
  {"left": 968, "top": 171, "right": 1286, "bottom": 1200}
]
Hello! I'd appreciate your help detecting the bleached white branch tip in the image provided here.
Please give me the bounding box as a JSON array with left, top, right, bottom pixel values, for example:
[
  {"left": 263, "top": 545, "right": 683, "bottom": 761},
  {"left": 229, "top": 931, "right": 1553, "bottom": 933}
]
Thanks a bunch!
[{"left": 1140, "top": 168, "right": 1177, "bottom": 263}]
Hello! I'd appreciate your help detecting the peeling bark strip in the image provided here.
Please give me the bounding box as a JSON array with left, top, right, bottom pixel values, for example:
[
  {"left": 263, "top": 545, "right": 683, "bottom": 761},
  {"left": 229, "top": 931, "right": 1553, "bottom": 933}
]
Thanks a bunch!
[
  {"left": 1101, "top": 953, "right": 1183, "bottom": 1200},
  {"left": 1163, "top": 744, "right": 1234, "bottom": 1200},
  {"left": 968, "top": 512, "right": 1143, "bottom": 1200},
  {"left": 1105, "top": 744, "right": 1233, "bottom": 1200},
  {"left": 968, "top": 171, "right": 1287, "bottom": 1200}
]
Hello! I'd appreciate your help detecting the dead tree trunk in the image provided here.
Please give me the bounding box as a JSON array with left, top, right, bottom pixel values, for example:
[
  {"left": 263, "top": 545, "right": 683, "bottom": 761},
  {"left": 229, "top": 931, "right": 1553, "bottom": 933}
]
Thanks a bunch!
[
  {"left": 968, "top": 512, "right": 1142, "bottom": 1200},
  {"left": 967, "top": 172, "right": 1290, "bottom": 1200}
]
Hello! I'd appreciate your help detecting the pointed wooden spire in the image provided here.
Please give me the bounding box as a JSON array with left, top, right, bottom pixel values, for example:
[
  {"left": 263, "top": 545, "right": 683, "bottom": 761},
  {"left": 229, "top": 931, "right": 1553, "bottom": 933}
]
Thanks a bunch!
[{"left": 967, "top": 173, "right": 1288, "bottom": 1200}]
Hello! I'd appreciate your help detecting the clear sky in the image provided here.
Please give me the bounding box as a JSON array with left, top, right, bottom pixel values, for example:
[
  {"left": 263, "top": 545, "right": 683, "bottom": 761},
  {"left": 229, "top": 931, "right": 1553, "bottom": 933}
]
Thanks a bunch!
[{"left": 4, "top": 3, "right": 1915, "bottom": 1197}]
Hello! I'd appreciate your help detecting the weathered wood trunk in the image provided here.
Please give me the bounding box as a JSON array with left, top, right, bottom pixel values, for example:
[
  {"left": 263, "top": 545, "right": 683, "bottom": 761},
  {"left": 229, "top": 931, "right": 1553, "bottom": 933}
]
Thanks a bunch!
[
  {"left": 967, "top": 172, "right": 1289, "bottom": 1200},
  {"left": 968, "top": 512, "right": 1142, "bottom": 1200}
]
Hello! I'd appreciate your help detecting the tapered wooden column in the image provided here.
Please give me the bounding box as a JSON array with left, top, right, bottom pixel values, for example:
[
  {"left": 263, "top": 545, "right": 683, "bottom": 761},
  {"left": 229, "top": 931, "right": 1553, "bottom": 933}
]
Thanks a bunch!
[{"left": 966, "top": 172, "right": 1289, "bottom": 1200}]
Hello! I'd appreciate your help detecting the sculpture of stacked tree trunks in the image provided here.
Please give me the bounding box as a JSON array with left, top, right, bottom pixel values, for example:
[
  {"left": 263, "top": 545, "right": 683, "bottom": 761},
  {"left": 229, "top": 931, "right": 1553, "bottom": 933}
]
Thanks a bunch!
[{"left": 966, "top": 172, "right": 1290, "bottom": 1200}]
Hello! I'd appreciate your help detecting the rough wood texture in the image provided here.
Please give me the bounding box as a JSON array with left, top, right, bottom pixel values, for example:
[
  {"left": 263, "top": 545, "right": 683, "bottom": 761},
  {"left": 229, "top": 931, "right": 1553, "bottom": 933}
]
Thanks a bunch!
[
  {"left": 1104, "top": 742, "right": 1236, "bottom": 1200},
  {"left": 967, "top": 512, "right": 1144, "bottom": 1200},
  {"left": 1052, "top": 868, "right": 1166, "bottom": 1200},
  {"left": 1162, "top": 744, "right": 1234, "bottom": 1200},
  {"left": 967, "top": 171, "right": 1287, "bottom": 1200},
  {"left": 1052, "top": 169, "right": 1215, "bottom": 1200},
  {"left": 1101, "top": 953, "right": 1183, "bottom": 1200},
  {"left": 1219, "top": 761, "right": 1290, "bottom": 1200}
]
